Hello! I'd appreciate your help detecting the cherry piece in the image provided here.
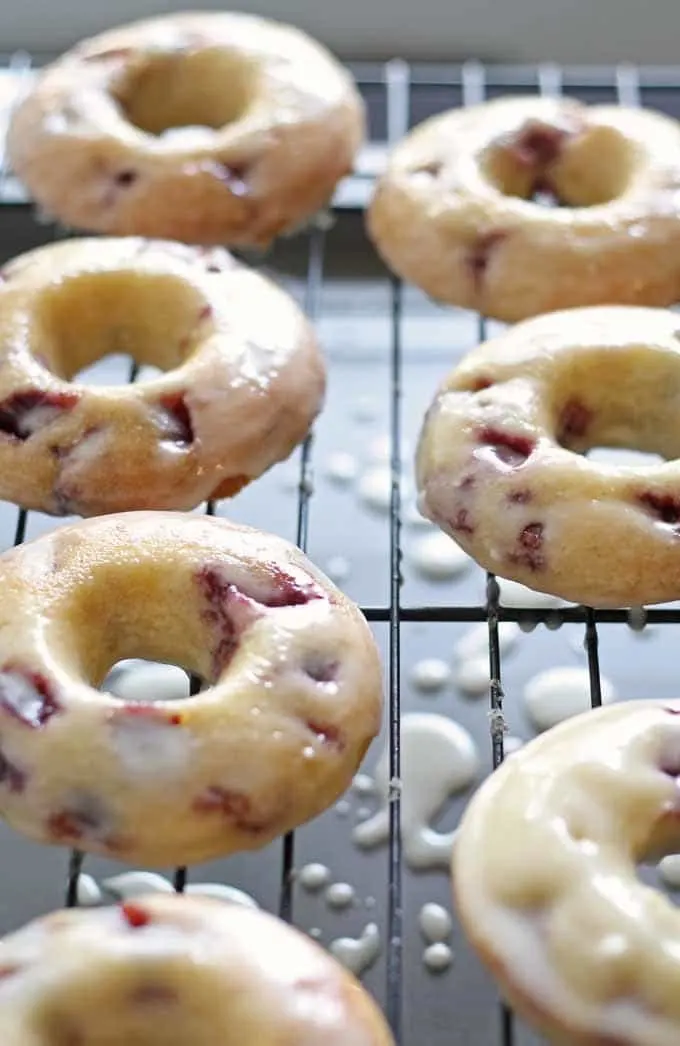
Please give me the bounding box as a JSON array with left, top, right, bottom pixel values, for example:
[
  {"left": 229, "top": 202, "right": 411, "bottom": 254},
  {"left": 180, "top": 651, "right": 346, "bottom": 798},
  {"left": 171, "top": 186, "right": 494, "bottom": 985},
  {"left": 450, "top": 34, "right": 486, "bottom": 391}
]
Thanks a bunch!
[
  {"left": 558, "top": 398, "right": 592, "bottom": 445},
  {"left": 305, "top": 720, "right": 344, "bottom": 750},
  {"left": 467, "top": 231, "right": 507, "bottom": 290},
  {"left": 0, "top": 389, "right": 78, "bottom": 441},
  {"left": 478, "top": 427, "right": 535, "bottom": 467},
  {"left": 121, "top": 902, "right": 151, "bottom": 929},
  {"left": 155, "top": 393, "right": 194, "bottom": 447}
]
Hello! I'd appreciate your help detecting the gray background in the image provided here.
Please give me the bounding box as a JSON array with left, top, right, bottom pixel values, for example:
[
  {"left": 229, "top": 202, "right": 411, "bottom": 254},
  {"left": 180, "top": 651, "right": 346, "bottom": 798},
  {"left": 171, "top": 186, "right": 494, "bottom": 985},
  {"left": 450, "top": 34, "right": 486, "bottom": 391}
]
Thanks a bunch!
[{"left": 2, "top": 0, "right": 680, "bottom": 65}]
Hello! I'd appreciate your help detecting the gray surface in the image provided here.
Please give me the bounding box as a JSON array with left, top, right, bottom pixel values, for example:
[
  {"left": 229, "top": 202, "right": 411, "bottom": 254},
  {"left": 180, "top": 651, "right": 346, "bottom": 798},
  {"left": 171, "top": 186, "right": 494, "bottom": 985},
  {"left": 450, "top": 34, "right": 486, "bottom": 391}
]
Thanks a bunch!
[
  {"left": 0, "top": 214, "right": 677, "bottom": 1045},
  {"left": 3, "top": 0, "right": 680, "bottom": 65}
]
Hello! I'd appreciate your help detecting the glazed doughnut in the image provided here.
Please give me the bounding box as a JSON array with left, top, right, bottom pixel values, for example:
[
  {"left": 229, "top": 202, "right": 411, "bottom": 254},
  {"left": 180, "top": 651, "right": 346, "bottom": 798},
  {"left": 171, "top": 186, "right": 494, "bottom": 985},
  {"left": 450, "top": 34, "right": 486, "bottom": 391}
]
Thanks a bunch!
[
  {"left": 453, "top": 699, "right": 680, "bottom": 1046},
  {"left": 0, "top": 236, "right": 325, "bottom": 516},
  {"left": 7, "top": 12, "right": 364, "bottom": 246},
  {"left": 0, "top": 511, "right": 382, "bottom": 866},
  {"left": 368, "top": 96, "right": 680, "bottom": 323},
  {"left": 0, "top": 894, "right": 394, "bottom": 1046},
  {"left": 416, "top": 305, "right": 680, "bottom": 608}
]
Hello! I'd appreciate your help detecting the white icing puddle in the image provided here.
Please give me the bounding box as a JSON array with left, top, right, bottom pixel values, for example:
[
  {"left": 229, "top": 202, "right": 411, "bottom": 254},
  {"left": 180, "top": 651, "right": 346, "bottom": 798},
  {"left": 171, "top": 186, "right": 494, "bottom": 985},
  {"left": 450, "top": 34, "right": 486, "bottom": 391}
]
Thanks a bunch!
[
  {"left": 298, "top": 863, "right": 332, "bottom": 892},
  {"left": 76, "top": 873, "right": 102, "bottom": 907},
  {"left": 453, "top": 622, "right": 520, "bottom": 697},
  {"left": 352, "top": 774, "right": 375, "bottom": 796},
  {"left": 358, "top": 467, "right": 409, "bottom": 513},
  {"left": 352, "top": 713, "right": 479, "bottom": 870},
  {"left": 419, "top": 903, "right": 452, "bottom": 943},
  {"left": 497, "top": 578, "right": 569, "bottom": 609},
  {"left": 325, "top": 451, "right": 358, "bottom": 485},
  {"left": 504, "top": 735, "right": 524, "bottom": 756},
  {"left": 330, "top": 923, "right": 381, "bottom": 976},
  {"left": 102, "top": 871, "right": 257, "bottom": 908},
  {"left": 659, "top": 855, "right": 680, "bottom": 889},
  {"left": 106, "top": 661, "right": 190, "bottom": 703},
  {"left": 403, "top": 501, "right": 434, "bottom": 529},
  {"left": 423, "top": 942, "right": 454, "bottom": 973},
  {"left": 523, "top": 666, "right": 617, "bottom": 733},
  {"left": 410, "top": 658, "right": 452, "bottom": 694},
  {"left": 367, "top": 434, "right": 411, "bottom": 464},
  {"left": 325, "top": 555, "right": 351, "bottom": 583},
  {"left": 408, "top": 532, "right": 471, "bottom": 581},
  {"left": 325, "top": 883, "right": 355, "bottom": 909}
]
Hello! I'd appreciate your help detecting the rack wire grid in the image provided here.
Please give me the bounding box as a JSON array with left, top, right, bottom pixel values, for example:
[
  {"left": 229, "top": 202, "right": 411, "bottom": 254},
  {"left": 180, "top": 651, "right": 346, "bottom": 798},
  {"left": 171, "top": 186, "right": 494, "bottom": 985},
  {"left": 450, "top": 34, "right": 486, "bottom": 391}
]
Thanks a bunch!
[{"left": 0, "top": 53, "right": 680, "bottom": 1046}]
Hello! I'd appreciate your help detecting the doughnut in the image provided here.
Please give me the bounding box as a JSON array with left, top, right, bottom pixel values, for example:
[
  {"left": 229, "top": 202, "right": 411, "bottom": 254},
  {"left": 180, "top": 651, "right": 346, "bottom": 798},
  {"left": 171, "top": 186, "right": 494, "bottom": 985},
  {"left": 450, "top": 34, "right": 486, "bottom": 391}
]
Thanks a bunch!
[
  {"left": 416, "top": 304, "right": 680, "bottom": 608},
  {"left": 0, "top": 894, "right": 394, "bottom": 1045},
  {"left": 0, "top": 236, "right": 325, "bottom": 516},
  {"left": 7, "top": 12, "right": 364, "bottom": 246},
  {"left": 0, "top": 511, "right": 382, "bottom": 866},
  {"left": 453, "top": 699, "right": 680, "bottom": 1046},
  {"left": 368, "top": 96, "right": 680, "bottom": 323}
]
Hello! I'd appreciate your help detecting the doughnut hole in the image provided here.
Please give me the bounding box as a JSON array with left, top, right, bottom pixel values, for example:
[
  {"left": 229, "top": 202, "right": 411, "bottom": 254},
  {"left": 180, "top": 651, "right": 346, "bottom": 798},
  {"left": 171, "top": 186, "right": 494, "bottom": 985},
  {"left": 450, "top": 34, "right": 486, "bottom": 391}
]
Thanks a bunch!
[
  {"left": 481, "top": 121, "right": 635, "bottom": 207},
  {"left": 29, "top": 271, "right": 212, "bottom": 380},
  {"left": 113, "top": 49, "right": 258, "bottom": 137},
  {"left": 30, "top": 952, "right": 240, "bottom": 1046},
  {"left": 547, "top": 346, "right": 680, "bottom": 461}
]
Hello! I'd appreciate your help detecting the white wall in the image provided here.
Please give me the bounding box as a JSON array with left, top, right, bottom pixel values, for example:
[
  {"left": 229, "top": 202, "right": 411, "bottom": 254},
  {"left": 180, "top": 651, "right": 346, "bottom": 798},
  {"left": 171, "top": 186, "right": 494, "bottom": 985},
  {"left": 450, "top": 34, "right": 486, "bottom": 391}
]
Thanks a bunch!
[{"left": 5, "top": 0, "right": 680, "bottom": 64}]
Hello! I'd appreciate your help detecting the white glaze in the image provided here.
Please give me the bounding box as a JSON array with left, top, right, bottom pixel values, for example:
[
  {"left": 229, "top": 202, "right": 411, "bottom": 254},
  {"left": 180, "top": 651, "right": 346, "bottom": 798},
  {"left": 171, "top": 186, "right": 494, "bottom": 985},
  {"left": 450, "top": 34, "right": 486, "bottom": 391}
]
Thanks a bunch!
[
  {"left": 352, "top": 774, "right": 375, "bottom": 796},
  {"left": 523, "top": 666, "right": 617, "bottom": 733},
  {"left": 358, "top": 467, "right": 408, "bottom": 513},
  {"left": 325, "top": 452, "right": 358, "bottom": 485},
  {"left": 367, "top": 434, "right": 411, "bottom": 464},
  {"left": 454, "top": 621, "right": 520, "bottom": 662},
  {"left": 453, "top": 658, "right": 491, "bottom": 697},
  {"left": 497, "top": 578, "right": 569, "bottom": 609},
  {"left": 423, "top": 942, "right": 454, "bottom": 973},
  {"left": 102, "top": 871, "right": 174, "bottom": 898},
  {"left": 325, "top": 555, "right": 351, "bottom": 584},
  {"left": 76, "top": 873, "right": 102, "bottom": 907},
  {"left": 107, "top": 660, "right": 190, "bottom": 703},
  {"left": 658, "top": 855, "right": 680, "bottom": 890},
  {"left": 356, "top": 806, "right": 372, "bottom": 821},
  {"left": 186, "top": 883, "right": 258, "bottom": 908},
  {"left": 352, "top": 713, "right": 479, "bottom": 870},
  {"left": 504, "top": 735, "right": 524, "bottom": 756},
  {"left": 408, "top": 532, "right": 471, "bottom": 581},
  {"left": 325, "top": 883, "right": 355, "bottom": 909},
  {"left": 308, "top": 926, "right": 323, "bottom": 940},
  {"left": 335, "top": 800, "right": 351, "bottom": 818},
  {"left": 110, "top": 715, "right": 191, "bottom": 777},
  {"left": 298, "top": 863, "right": 332, "bottom": 892},
  {"left": 330, "top": 923, "right": 381, "bottom": 976},
  {"left": 418, "top": 902, "right": 452, "bottom": 943},
  {"left": 410, "top": 658, "right": 452, "bottom": 694}
]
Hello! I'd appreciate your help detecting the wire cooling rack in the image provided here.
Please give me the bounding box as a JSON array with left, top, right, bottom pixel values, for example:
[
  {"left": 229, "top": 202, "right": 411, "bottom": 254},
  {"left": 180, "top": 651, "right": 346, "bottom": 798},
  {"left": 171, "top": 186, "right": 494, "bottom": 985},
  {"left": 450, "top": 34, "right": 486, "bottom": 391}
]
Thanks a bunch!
[{"left": 1, "top": 55, "right": 680, "bottom": 1046}]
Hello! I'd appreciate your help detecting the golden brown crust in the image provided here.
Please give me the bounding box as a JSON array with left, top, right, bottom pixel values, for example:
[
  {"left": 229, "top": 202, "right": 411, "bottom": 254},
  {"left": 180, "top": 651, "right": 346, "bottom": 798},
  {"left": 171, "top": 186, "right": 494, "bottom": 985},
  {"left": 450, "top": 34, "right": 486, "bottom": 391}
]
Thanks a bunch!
[
  {"left": 0, "top": 896, "right": 395, "bottom": 1045},
  {"left": 417, "top": 305, "right": 680, "bottom": 607},
  {"left": 0, "top": 511, "right": 383, "bottom": 866},
  {"left": 0, "top": 237, "right": 325, "bottom": 516},
  {"left": 368, "top": 97, "right": 680, "bottom": 323},
  {"left": 8, "top": 12, "right": 364, "bottom": 246}
]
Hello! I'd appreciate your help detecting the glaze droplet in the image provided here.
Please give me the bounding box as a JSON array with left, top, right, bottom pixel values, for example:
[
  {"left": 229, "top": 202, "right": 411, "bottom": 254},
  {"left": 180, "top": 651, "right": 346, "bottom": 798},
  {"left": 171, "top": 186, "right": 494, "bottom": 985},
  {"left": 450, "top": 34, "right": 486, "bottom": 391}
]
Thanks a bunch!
[
  {"left": 409, "top": 532, "right": 471, "bottom": 581},
  {"left": 423, "top": 942, "right": 454, "bottom": 973},
  {"left": 352, "top": 713, "right": 478, "bottom": 869},
  {"left": 523, "top": 666, "right": 617, "bottom": 733},
  {"left": 419, "top": 902, "right": 452, "bottom": 943},
  {"left": 330, "top": 923, "right": 381, "bottom": 976},
  {"left": 410, "top": 658, "right": 452, "bottom": 694},
  {"left": 325, "top": 882, "right": 355, "bottom": 909},
  {"left": 298, "top": 863, "right": 332, "bottom": 892}
]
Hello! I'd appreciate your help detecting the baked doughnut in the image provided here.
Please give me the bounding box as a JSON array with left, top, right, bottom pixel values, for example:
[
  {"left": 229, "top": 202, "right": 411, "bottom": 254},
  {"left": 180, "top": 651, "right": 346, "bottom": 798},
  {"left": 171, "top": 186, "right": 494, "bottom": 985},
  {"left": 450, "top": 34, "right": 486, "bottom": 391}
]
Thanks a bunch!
[
  {"left": 0, "top": 236, "right": 325, "bottom": 516},
  {"left": 0, "top": 511, "right": 382, "bottom": 866},
  {"left": 0, "top": 894, "right": 394, "bottom": 1046},
  {"left": 416, "top": 305, "right": 680, "bottom": 608},
  {"left": 8, "top": 12, "right": 364, "bottom": 246},
  {"left": 454, "top": 699, "right": 680, "bottom": 1046},
  {"left": 368, "top": 96, "right": 680, "bottom": 323}
]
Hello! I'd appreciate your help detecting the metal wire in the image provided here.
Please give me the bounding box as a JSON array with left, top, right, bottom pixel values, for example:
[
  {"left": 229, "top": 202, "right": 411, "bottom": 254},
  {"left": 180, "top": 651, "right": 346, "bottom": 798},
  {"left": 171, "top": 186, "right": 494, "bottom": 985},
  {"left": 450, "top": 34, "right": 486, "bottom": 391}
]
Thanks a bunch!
[{"left": 2, "top": 52, "right": 680, "bottom": 1045}]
